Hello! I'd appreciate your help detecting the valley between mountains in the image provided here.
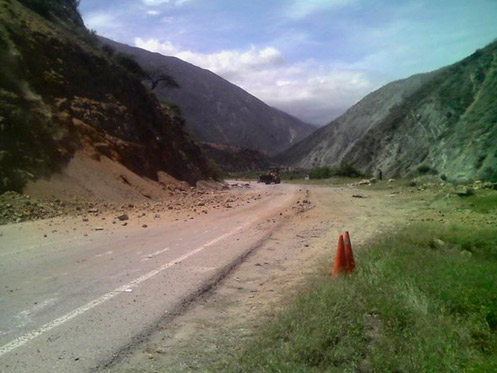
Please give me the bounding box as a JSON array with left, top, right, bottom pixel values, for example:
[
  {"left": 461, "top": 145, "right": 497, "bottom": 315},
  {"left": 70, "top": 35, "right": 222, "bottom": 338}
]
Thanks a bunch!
[{"left": 1, "top": 1, "right": 497, "bottom": 372}]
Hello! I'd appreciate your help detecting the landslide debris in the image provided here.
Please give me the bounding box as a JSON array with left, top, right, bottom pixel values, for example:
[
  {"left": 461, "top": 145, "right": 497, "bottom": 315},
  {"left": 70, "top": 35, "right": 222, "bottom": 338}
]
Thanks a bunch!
[
  {"left": 0, "top": 190, "right": 101, "bottom": 225},
  {"left": 0, "top": 181, "right": 264, "bottom": 226}
]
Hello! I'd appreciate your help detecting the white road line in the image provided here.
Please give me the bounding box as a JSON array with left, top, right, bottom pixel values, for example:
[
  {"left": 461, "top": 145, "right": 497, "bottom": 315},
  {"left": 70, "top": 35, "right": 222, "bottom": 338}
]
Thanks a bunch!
[
  {"left": 0, "top": 219, "right": 254, "bottom": 357},
  {"left": 141, "top": 247, "right": 169, "bottom": 261},
  {"left": 95, "top": 250, "right": 113, "bottom": 258}
]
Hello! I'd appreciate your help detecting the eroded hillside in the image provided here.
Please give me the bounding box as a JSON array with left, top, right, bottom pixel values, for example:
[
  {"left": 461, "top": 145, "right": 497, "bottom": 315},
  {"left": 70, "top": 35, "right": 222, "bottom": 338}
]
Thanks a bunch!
[{"left": 0, "top": 0, "right": 214, "bottom": 194}]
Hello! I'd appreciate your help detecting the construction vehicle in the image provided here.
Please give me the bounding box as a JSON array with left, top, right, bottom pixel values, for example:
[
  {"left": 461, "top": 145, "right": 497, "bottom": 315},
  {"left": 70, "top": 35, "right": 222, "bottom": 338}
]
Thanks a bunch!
[{"left": 258, "top": 167, "right": 281, "bottom": 184}]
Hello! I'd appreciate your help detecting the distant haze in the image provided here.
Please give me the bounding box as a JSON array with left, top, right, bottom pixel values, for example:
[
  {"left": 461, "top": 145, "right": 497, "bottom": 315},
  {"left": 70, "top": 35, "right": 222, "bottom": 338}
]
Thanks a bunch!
[{"left": 80, "top": 0, "right": 497, "bottom": 126}]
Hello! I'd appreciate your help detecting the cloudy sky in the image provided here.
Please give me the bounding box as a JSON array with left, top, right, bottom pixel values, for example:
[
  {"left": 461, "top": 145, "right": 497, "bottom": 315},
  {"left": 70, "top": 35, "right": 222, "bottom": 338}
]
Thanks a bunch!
[{"left": 79, "top": 0, "right": 497, "bottom": 125}]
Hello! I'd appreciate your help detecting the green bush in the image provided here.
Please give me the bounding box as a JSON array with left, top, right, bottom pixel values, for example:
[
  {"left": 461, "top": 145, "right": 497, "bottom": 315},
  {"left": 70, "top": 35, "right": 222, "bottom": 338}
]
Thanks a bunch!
[
  {"left": 417, "top": 164, "right": 437, "bottom": 175},
  {"left": 308, "top": 166, "right": 333, "bottom": 179},
  {"left": 478, "top": 166, "right": 497, "bottom": 182},
  {"left": 206, "top": 159, "right": 224, "bottom": 181},
  {"left": 308, "top": 163, "right": 363, "bottom": 179},
  {"left": 334, "top": 162, "right": 363, "bottom": 178}
]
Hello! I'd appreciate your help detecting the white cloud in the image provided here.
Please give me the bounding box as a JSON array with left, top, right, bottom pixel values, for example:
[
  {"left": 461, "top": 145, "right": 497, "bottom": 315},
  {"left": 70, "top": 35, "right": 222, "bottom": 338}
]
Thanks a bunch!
[
  {"left": 135, "top": 38, "right": 285, "bottom": 75},
  {"left": 84, "top": 11, "right": 122, "bottom": 34},
  {"left": 135, "top": 38, "right": 180, "bottom": 55},
  {"left": 134, "top": 38, "right": 374, "bottom": 125},
  {"left": 286, "top": 0, "right": 358, "bottom": 19},
  {"left": 146, "top": 10, "right": 161, "bottom": 15},
  {"left": 141, "top": 0, "right": 191, "bottom": 7},
  {"left": 142, "top": 0, "right": 170, "bottom": 5},
  {"left": 177, "top": 45, "right": 286, "bottom": 77}
]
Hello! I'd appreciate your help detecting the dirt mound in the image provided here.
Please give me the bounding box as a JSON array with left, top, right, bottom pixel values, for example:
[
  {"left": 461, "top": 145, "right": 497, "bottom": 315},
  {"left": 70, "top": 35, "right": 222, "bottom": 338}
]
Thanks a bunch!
[{"left": 0, "top": 151, "right": 227, "bottom": 226}]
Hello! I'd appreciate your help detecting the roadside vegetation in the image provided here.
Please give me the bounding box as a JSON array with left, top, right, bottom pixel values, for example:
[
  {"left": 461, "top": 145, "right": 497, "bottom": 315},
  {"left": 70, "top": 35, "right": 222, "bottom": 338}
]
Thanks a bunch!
[
  {"left": 308, "top": 163, "right": 365, "bottom": 179},
  {"left": 216, "top": 192, "right": 497, "bottom": 372},
  {"left": 230, "top": 164, "right": 364, "bottom": 183}
]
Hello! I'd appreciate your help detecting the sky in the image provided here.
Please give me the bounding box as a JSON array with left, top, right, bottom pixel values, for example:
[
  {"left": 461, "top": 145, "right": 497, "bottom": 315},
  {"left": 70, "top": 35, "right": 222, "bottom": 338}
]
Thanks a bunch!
[{"left": 79, "top": 0, "right": 497, "bottom": 126}]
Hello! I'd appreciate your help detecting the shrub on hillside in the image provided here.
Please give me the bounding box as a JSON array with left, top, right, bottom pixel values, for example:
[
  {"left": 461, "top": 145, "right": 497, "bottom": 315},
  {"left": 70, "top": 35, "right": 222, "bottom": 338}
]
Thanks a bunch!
[
  {"left": 308, "top": 166, "right": 333, "bottom": 179},
  {"left": 478, "top": 166, "right": 497, "bottom": 182},
  {"left": 206, "top": 159, "right": 224, "bottom": 181},
  {"left": 114, "top": 53, "right": 146, "bottom": 78},
  {"left": 417, "top": 164, "right": 438, "bottom": 175},
  {"left": 334, "top": 162, "right": 363, "bottom": 178},
  {"left": 19, "top": 0, "right": 80, "bottom": 18},
  {"left": 308, "top": 163, "right": 364, "bottom": 179}
]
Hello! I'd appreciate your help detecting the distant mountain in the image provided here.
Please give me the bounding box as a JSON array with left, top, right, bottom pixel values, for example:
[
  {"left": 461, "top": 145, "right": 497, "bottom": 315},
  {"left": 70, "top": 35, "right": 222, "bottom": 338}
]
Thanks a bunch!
[
  {"left": 100, "top": 38, "right": 316, "bottom": 156},
  {"left": 0, "top": 0, "right": 214, "bottom": 194},
  {"left": 279, "top": 40, "right": 497, "bottom": 182}
]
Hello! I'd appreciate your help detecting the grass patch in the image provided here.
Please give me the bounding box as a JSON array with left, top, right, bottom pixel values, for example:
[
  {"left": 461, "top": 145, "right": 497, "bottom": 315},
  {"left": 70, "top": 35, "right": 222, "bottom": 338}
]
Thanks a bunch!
[
  {"left": 216, "top": 222, "right": 497, "bottom": 372},
  {"left": 455, "top": 193, "right": 497, "bottom": 214}
]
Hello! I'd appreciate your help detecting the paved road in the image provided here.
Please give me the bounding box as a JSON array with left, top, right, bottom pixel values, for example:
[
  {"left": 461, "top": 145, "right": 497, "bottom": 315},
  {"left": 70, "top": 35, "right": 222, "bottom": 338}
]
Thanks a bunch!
[{"left": 0, "top": 184, "right": 297, "bottom": 372}]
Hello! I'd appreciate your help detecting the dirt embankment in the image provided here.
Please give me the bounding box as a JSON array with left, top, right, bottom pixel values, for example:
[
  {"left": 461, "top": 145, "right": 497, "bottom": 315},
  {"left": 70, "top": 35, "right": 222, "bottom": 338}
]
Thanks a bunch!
[{"left": 0, "top": 151, "right": 226, "bottom": 226}]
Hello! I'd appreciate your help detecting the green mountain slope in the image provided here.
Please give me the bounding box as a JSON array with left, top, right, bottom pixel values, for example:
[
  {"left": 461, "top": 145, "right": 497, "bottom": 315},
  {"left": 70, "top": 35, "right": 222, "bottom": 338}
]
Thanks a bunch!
[
  {"left": 279, "top": 40, "right": 497, "bottom": 182},
  {"left": 0, "top": 0, "right": 214, "bottom": 193}
]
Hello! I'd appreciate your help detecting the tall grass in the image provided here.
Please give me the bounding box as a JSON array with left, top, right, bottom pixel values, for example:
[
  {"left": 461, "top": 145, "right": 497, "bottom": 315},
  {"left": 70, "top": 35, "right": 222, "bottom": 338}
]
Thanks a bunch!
[{"left": 217, "top": 223, "right": 497, "bottom": 372}]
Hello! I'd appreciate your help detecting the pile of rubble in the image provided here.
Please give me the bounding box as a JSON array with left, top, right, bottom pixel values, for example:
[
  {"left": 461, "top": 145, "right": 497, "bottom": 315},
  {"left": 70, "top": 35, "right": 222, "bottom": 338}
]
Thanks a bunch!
[
  {"left": 0, "top": 191, "right": 101, "bottom": 225},
  {"left": 0, "top": 181, "right": 259, "bottom": 226}
]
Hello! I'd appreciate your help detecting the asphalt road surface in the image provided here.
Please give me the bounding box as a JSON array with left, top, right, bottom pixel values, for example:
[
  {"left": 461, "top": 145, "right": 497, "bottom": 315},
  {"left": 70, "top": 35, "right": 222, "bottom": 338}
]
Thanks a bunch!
[{"left": 0, "top": 184, "right": 297, "bottom": 372}]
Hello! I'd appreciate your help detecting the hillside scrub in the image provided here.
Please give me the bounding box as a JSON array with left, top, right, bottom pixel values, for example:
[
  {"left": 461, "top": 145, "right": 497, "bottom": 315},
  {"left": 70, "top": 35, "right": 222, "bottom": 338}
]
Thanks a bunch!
[
  {"left": 0, "top": 0, "right": 214, "bottom": 193},
  {"left": 455, "top": 193, "right": 497, "bottom": 214},
  {"left": 218, "top": 219, "right": 497, "bottom": 371},
  {"left": 19, "top": 0, "right": 80, "bottom": 17},
  {"left": 309, "top": 164, "right": 364, "bottom": 179}
]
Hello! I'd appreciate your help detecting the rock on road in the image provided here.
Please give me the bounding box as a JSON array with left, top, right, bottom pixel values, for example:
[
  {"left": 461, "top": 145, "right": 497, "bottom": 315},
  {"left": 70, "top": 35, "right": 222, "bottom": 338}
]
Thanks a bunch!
[{"left": 0, "top": 183, "right": 298, "bottom": 372}]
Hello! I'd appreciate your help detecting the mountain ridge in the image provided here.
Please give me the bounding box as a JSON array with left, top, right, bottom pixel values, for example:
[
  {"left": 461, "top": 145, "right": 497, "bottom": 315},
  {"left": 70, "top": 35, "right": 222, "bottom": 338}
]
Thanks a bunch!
[
  {"left": 279, "top": 40, "right": 497, "bottom": 182},
  {"left": 99, "top": 37, "right": 316, "bottom": 156}
]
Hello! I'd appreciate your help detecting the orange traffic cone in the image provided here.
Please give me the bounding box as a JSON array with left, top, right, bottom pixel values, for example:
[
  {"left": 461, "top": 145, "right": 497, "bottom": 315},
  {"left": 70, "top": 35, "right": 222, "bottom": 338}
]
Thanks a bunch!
[
  {"left": 332, "top": 235, "right": 346, "bottom": 277},
  {"left": 344, "top": 231, "right": 355, "bottom": 273}
]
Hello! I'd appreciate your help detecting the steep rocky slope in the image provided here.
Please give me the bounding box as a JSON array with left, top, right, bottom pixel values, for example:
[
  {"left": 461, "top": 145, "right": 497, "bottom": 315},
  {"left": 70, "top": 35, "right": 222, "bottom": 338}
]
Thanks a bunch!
[
  {"left": 0, "top": 0, "right": 214, "bottom": 194},
  {"left": 200, "top": 143, "right": 270, "bottom": 173},
  {"left": 280, "top": 41, "right": 497, "bottom": 182},
  {"left": 99, "top": 38, "right": 316, "bottom": 156}
]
